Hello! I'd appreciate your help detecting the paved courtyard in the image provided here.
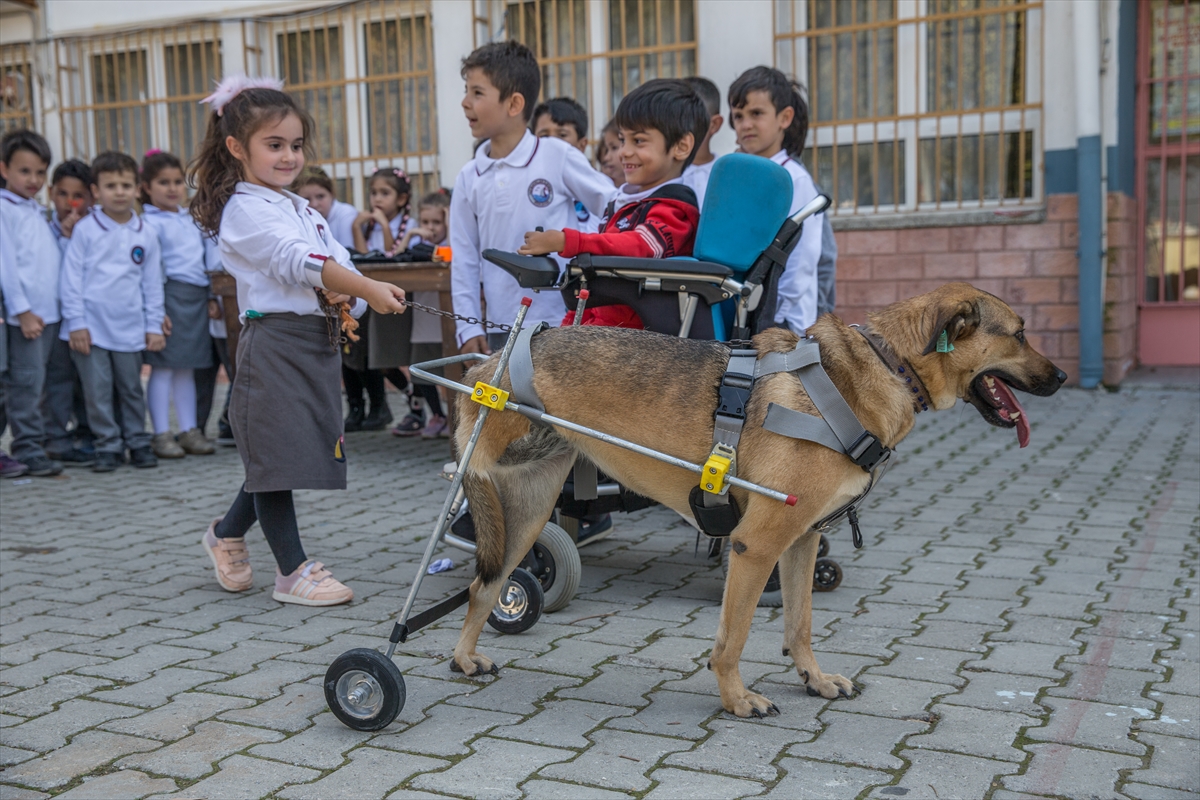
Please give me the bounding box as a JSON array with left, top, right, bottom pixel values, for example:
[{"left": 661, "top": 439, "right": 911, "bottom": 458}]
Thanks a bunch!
[{"left": 1, "top": 381, "right": 1197, "bottom": 800}]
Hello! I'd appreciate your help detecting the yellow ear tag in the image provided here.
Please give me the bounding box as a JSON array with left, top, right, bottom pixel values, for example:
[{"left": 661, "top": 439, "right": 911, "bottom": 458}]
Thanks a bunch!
[{"left": 937, "top": 330, "right": 954, "bottom": 353}]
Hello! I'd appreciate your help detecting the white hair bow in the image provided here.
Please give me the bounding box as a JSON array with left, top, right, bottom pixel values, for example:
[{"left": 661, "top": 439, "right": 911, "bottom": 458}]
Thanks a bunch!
[{"left": 201, "top": 75, "right": 285, "bottom": 116}]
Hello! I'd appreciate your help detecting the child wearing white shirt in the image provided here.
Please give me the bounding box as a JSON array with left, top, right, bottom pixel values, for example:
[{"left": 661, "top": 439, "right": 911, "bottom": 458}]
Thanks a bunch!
[
  {"left": 189, "top": 77, "right": 405, "bottom": 607},
  {"left": 294, "top": 167, "right": 357, "bottom": 250},
  {"left": 60, "top": 151, "right": 166, "bottom": 472},
  {"left": 681, "top": 76, "right": 724, "bottom": 211},
  {"left": 451, "top": 41, "right": 617, "bottom": 354},
  {"left": 0, "top": 129, "right": 65, "bottom": 477}
]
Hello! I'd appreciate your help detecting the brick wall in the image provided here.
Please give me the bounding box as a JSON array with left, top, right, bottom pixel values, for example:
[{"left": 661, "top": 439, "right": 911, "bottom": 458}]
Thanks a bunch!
[{"left": 832, "top": 193, "right": 1140, "bottom": 386}]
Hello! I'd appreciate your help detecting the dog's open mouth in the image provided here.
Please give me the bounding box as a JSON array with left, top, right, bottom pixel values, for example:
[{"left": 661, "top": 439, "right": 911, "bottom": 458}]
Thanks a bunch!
[{"left": 969, "top": 372, "right": 1031, "bottom": 448}]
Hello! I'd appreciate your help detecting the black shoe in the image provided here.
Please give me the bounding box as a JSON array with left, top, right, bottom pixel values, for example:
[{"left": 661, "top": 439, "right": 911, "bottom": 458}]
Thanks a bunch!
[
  {"left": 361, "top": 403, "right": 394, "bottom": 431},
  {"left": 216, "top": 423, "right": 235, "bottom": 447},
  {"left": 46, "top": 448, "right": 96, "bottom": 467},
  {"left": 344, "top": 406, "right": 365, "bottom": 432},
  {"left": 575, "top": 513, "right": 614, "bottom": 547},
  {"left": 92, "top": 452, "right": 121, "bottom": 473},
  {"left": 22, "top": 455, "right": 64, "bottom": 477},
  {"left": 129, "top": 447, "right": 158, "bottom": 469}
]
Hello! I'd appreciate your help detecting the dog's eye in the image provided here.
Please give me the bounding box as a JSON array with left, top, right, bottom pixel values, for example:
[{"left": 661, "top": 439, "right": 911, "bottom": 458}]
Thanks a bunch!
[{"left": 1015, "top": 329, "right": 1026, "bottom": 345}]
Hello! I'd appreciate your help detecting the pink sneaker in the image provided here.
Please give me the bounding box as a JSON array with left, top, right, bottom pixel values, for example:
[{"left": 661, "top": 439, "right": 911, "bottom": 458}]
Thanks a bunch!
[
  {"left": 273, "top": 560, "right": 353, "bottom": 606},
  {"left": 421, "top": 415, "right": 449, "bottom": 439},
  {"left": 202, "top": 518, "right": 253, "bottom": 592}
]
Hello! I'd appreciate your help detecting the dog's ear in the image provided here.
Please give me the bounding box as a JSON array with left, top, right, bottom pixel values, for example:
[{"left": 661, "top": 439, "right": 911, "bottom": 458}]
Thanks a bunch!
[{"left": 922, "top": 299, "right": 980, "bottom": 355}]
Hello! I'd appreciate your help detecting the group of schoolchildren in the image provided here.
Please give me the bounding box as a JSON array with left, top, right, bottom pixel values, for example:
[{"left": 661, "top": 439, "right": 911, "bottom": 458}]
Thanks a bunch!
[{"left": 0, "top": 39, "right": 833, "bottom": 607}]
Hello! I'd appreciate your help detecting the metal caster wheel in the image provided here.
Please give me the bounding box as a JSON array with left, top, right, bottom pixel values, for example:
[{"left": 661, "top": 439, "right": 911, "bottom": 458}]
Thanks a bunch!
[
  {"left": 324, "top": 648, "right": 405, "bottom": 731},
  {"left": 721, "top": 541, "right": 783, "bottom": 608},
  {"left": 813, "top": 557, "right": 843, "bottom": 592},
  {"left": 818, "top": 534, "right": 829, "bottom": 559},
  {"left": 525, "top": 522, "right": 581, "bottom": 613},
  {"left": 488, "top": 567, "right": 545, "bottom": 634}
]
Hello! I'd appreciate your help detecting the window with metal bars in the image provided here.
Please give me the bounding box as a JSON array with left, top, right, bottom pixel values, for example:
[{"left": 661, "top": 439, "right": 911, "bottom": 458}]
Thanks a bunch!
[
  {"left": 776, "top": 0, "right": 1042, "bottom": 216},
  {"left": 0, "top": 44, "right": 35, "bottom": 136}
]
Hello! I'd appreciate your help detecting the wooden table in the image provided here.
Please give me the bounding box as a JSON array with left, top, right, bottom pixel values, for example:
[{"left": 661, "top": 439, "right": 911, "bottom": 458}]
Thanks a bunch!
[{"left": 209, "top": 261, "right": 462, "bottom": 424}]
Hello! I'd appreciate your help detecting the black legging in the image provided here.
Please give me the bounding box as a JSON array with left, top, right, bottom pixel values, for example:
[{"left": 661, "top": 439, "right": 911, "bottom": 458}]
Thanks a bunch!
[
  {"left": 215, "top": 484, "right": 307, "bottom": 575},
  {"left": 343, "top": 366, "right": 386, "bottom": 412}
]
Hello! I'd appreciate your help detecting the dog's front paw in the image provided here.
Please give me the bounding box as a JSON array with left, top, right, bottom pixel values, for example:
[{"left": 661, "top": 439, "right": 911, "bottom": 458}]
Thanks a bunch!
[
  {"left": 450, "top": 652, "right": 498, "bottom": 677},
  {"left": 801, "top": 668, "right": 855, "bottom": 699},
  {"left": 725, "top": 691, "right": 781, "bottom": 719}
]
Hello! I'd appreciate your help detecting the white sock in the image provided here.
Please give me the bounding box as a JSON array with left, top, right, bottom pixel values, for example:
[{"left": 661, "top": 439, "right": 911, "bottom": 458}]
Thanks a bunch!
[
  {"left": 171, "top": 368, "right": 197, "bottom": 431},
  {"left": 147, "top": 368, "right": 173, "bottom": 434}
]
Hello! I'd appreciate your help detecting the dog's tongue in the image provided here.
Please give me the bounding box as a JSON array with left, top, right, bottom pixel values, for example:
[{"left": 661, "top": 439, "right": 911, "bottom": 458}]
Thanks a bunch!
[{"left": 991, "top": 377, "right": 1030, "bottom": 447}]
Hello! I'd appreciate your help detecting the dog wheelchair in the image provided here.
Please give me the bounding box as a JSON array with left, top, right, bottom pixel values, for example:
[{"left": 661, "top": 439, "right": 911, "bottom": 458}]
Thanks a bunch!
[{"left": 323, "top": 155, "right": 848, "bottom": 731}]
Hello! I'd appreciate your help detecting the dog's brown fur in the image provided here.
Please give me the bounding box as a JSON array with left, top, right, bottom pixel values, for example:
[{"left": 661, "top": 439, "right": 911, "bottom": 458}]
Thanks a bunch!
[{"left": 451, "top": 283, "right": 1065, "bottom": 717}]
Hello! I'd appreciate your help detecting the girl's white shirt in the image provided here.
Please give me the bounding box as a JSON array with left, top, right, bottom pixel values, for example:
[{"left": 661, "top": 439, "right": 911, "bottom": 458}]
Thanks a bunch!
[
  {"left": 143, "top": 205, "right": 211, "bottom": 287},
  {"left": 365, "top": 209, "right": 412, "bottom": 254},
  {"left": 326, "top": 200, "right": 358, "bottom": 250},
  {"left": 218, "top": 182, "right": 366, "bottom": 323}
]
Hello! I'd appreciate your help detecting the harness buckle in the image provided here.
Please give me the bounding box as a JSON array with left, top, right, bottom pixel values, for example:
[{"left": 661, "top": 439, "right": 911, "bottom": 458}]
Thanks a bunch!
[
  {"left": 847, "top": 431, "right": 890, "bottom": 472},
  {"left": 471, "top": 381, "right": 509, "bottom": 410},
  {"left": 717, "top": 374, "right": 753, "bottom": 419},
  {"left": 701, "top": 443, "right": 737, "bottom": 495}
]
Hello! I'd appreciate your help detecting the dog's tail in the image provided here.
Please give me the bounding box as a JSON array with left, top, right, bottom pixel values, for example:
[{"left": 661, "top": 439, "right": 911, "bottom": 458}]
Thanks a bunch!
[{"left": 464, "top": 470, "right": 507, "bottom": 584}]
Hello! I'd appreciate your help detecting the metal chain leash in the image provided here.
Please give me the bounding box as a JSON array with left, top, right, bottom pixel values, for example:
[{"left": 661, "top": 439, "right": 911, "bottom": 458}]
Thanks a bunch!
[{"left": 400, "top": 298, "right": 513, "bottom": 333}]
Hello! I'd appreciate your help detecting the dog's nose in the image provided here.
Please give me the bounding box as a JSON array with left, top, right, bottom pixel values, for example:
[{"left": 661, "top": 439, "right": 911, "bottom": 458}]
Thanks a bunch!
[{"left": 1055, "top": 368, "right": 1068, "bottom": 384}]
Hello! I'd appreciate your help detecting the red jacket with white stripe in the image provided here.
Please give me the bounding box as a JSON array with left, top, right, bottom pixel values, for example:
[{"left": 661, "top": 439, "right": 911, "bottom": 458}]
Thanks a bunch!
[{"left": 559, "top": 183, "right": 699, "bottom": 259}]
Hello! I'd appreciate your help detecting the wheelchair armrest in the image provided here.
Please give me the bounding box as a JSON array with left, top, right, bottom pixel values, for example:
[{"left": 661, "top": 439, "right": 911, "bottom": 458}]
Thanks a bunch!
[
  {"left": 482, "top": 249, "right": 561, "bottom": 288},
  {"left": 570, "top": 254, "right": 732, "bottom": 279}
]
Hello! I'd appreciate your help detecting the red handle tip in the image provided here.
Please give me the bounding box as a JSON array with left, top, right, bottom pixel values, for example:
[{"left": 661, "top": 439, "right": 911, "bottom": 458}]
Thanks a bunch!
[
  {"left": 520, "top": 297, "right": 533, "bottom": 307},
  {"left": 785, "top": 495, "right": 797, "bottom": 506},
  {"left": 578, "top": 289, "right": 590, "bottom": 299}
]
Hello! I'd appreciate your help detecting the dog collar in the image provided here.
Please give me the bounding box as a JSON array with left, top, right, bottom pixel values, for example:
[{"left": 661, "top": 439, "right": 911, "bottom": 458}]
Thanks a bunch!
[{"left": 853, "top": 326, "right": 930, "bottom": 413}]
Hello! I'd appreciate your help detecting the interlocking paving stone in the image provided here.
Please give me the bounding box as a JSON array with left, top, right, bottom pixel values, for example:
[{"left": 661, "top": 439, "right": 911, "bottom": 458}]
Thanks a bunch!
[
  {"left": 1002, "top": 742, "right": 1143, "bottom": 798},
  {"left": 118, "top": 720, "right": 284, "bottom": 779},
  {"left": 664, "top": 718, "right": 804, "bottom": 780},
  {"left": 869, "top": 748, "right": 1018, "bottom": 799},
  {"left": 1126, "top": 732, "right": 1200, "bottom": 794},
  {"left": 642, "top": 766, "right": 766, "bottom": 799},
  {"left": 0, "top": 675, "right": 112, "bottom": 717},
  {"left": 373, "top": 703, "right": 522, "bottom": 757},
  {"left": 521, "top": 779, "right": 634, "bottom": 799},
  {"left": 1135, "top": 691, "right": 1199, "bottom": 739},
  {"left": 762, "top": 758, "right": 891, "bottom": 800},
  {"left": 786, "top": 710, "right": 929, "bottom": 770},
  {"left": 904, "top": 702, "right": 1033, "bottom": 762},
  {"left": 54, "top": 770, "right": 176, "bottom": 799},
  {"left": 0, "top": 785, "right": 49, "bottom": 799},
  {"left": 493, "top": 699, "right": 635, "bottom": 749},
  {"left": 0, "top": 745, "right": 38, "bottom": 766},
  {"left": 938, "top": 671, "right": 1055, "bottom": 716},
  {"left": 0, "top": 731, "right": 159, "bottom": 790},
  {"left": 144, "top": 753, "right": 319, "bottom": 800},
  {"left": 101, "top": 692, "right": 255, "bottom": 741},
  {"left": 445, "top": 667, "right": 579, "bottom": 716},
  {"left": 540, "top": 729, "right": 693, "bottom": 791},
  {"left": 0, "top": 698, "right": 143, "bottom": 752},
  {"left": 215, "top": 681, "right": 327, "bottom": 733},
  {"left": 409, "top": 737, "right": 574, "bottom": 800},
  {"left": 1025, "top": 696, "right": 1153, "bottom": 755},
  {"left": 278, "top": 747, "right": 447, "bottom": 800}
]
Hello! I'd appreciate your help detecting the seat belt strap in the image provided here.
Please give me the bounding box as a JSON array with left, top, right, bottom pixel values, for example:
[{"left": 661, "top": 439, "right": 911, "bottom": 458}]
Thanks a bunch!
[
  {"left": 573, "top": 457, "right": 599, "bottom": 500},
  {"left": 508, "top": 322, "right": 548, "bottom": 412}
]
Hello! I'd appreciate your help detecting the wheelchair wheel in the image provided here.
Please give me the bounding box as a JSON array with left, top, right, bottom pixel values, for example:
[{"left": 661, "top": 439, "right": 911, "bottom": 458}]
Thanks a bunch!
[
  {"left": 488, "top": 568, "right": 545, "bottom": 634},
  {"left": 818, "top": 534, "right": 830, "bottom": 559},
  {"left": 721, "top": 541, "right": 783, "bottom": 608},
  {"left": 528, "top": 522, "right": 581, "bottom": 613},
  {"left": 324, "top": 648, "right": 405, "bottom": 731},
  {"left": 813, "top": 557, "right": 843, "bottom": 592}
]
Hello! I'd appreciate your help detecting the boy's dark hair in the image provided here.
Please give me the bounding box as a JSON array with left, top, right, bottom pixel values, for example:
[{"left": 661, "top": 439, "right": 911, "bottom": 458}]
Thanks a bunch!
[
  {"left": 728, "top": 66, "right": 809, "bottom": 157},
  {"left": 461, "top": 40, "right": 541, "bottom": 122},
  {"left": 139, "top": 150, "right": 183, "bottom": 203},
  {"left": 613, "top": 79, "right": 709, "bottom": 169},
  {"left": 1, "top": 128, "right": 51, "bottom": 166},
  {"left": 531, "top": 96, "right": 588, "bottom": 139},
  {"left": 293, "top": 165, "right": 335, "bottom": 194},
  {"left": 52, "top": 158, "right": 93, "bottom": 187},
  {"left": 91, "top": 151, "right": 139, "bottom": 181},
  {"left": 684, "top": 76, "right": 721, "bottom": 118},
  {"left": 419, "top": 189, "right": 450, "bottom": 210}
]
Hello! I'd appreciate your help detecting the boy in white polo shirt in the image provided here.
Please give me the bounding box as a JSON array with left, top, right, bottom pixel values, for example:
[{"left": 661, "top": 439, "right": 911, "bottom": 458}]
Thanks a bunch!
[
  {"left": 60, "top": 151, "right": 165, "bottom": 472},
  {"left": 0, "top": 129, "right": 65, "bottom": 477},
  {"left": 451, "top": 40, "right": 616, "bottom": 354}
]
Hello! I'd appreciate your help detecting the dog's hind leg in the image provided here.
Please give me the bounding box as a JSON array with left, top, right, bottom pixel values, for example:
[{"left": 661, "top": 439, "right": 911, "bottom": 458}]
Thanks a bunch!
[
  {"left": 778, "top": 530, "right": 855, "bottom": 699},
  {"left": 452, "top": 428, "right": 575, "bottom": 677},
  {"left": 711, "top": 511, "right": 791, "bottom": 718}
]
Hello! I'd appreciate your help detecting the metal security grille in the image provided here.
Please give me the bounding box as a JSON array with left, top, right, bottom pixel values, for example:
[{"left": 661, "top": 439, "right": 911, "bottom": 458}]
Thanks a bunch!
[
  {"left": 0, "top": 43, "right": 36, "bottom": 135},
  {"left": 242, "top": 0, "right": 438, "bottom": 206},
  {"left": 477, "top": 0, "right": 696, "bottom": 138},
  {"left": 775, "top": 0, "right": 1043, "bottom": 216},
  {"left": 55, "top": 21, "right": 221, "bottom": 162}
]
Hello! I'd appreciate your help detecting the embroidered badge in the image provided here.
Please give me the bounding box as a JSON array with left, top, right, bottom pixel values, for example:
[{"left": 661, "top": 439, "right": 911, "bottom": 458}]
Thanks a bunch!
[
  {"left": 317, "top": 223, "right": 327, "bottom": 242},
  {"left": 574, "top": 200, "right": 589, "bottom": 223},
  {"left": 616, "top": 217, "right": 632, "bottom": 231},
  {"left": 527, "top": 179, "right": 553, "bottom": 207},
  {"left": 334, "top": 435, "right": 346, "bottom": 463},
  {"left": 131, "top": 246, "right": 145, "bottom": 264}
]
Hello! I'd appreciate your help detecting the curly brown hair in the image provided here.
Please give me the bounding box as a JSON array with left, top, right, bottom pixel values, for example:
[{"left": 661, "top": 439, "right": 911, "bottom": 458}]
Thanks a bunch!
[{"left": 188, "top": 87, "right": 315, "bottom": 236}]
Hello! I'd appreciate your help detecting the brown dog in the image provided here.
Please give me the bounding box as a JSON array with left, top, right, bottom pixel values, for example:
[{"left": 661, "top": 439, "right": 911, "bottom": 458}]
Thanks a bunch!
[{"left": 450, "top": 283, "right": 1066, "bottom": 718}]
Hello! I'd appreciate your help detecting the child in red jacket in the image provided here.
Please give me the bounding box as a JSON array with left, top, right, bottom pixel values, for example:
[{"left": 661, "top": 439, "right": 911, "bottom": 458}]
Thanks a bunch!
[{"left": 519, "top": 79, "right": 709, "bottom": 264}]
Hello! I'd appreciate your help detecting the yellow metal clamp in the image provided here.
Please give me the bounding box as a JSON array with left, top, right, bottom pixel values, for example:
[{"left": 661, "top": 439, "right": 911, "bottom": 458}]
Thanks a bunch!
[
  {"left": 471, "top": 382, "right": 509, "bottom": 410},
  {"left": 701, "top": 443, "right": 737, "bottom": 494}
]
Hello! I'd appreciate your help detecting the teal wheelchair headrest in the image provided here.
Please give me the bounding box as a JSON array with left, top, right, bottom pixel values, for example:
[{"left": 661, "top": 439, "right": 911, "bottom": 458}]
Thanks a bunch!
[{"left": 693, "top": 153, "right": 793, "bottom": 277}]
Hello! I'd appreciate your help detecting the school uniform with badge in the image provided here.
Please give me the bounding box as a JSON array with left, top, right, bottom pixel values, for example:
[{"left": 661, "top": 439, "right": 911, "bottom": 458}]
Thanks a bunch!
[
  {"left": 59, "top": 209, "right": 164, "bottom": 456},
  {"left": 450, "top": 130, "right": 617, "bottom": 348},
  {"left": 769, "top": 150, "right": 823, "bottom": 335},
  {"left": 142, "top": 205, "right": 214, "bottom": 371}
]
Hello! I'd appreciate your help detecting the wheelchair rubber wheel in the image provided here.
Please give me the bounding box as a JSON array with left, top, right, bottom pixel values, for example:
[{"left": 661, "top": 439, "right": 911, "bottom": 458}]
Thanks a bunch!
[
  {"left": 530, "top": 522, "right": 581, "bottom": 614},
  {"left": 324, "top": 648, "right": 405, "bottom": 731},
  {"left": 813, "top": 557, "right": 843, "bottom": 592},
  {"left": 721, "top": 541, "right": 783, "bottom": 608},
  {"left": 488, "top": 568, "right": 545, "bottom": 634},
  {"left": 818, "top": 534, "right": 830, "bottom": 559}
]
